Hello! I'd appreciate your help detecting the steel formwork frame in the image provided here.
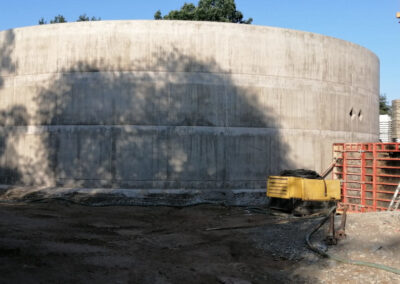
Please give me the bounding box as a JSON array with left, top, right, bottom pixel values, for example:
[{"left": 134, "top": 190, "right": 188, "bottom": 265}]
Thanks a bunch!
[{"left": 333, "top": 143, "right": 400, "bottom": 212}]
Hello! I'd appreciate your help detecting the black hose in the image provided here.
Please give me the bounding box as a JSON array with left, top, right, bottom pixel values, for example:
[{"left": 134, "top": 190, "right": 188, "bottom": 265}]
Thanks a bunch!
[{"left": 306, "top": 206, "right": 400, "bottom": 275}]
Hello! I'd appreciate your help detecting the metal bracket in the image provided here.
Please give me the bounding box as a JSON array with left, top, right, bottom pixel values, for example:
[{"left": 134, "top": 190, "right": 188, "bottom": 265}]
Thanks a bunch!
[{"left": 325, "top": 206, "right": 347, "bottom": 245}]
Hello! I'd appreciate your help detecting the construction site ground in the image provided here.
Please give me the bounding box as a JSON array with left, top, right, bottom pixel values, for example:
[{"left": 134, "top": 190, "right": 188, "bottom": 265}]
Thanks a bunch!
[{"left": 0, "top": 201, "right": 399, "bottom": 283}]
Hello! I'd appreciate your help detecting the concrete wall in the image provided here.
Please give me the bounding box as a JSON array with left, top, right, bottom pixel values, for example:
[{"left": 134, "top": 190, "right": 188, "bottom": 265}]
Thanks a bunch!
[{"left": 0, "top": 20, "right": 379, "bottom": 191}]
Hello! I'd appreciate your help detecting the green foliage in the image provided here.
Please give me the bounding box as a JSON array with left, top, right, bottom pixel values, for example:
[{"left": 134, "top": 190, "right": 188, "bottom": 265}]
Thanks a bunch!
[
  {"left": 154, "top": 10, "right": 162, "bottom": 20},
  {"left": 380, "top": 94, "right": 391, "bottom": 115},
  {"left": 38, "top": 18, "right": 46, "bottom": 25},
  {"left": 154, "top": 0, "right": 252, "bottom": 24},
  {"left": 50, "top": 15, "right": 67, "bottom": 24},
  {"left": 162, "top": 3, "right": 196, "bottom": 21},
  {"left": 77, "top": 14, "right": 101, "bottom": 22},
  {"left": 38, "top": 14, "right": 101, "bottom": 25}
]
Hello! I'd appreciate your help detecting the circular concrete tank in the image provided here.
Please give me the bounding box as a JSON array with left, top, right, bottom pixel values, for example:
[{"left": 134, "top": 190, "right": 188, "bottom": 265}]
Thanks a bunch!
[{"left": 0, "top": 21, "right": 379, "bottom": 202}]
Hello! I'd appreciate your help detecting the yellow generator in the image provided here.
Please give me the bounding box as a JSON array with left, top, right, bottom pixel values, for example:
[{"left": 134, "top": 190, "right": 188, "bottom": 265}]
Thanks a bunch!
[{"left": 267, "top": 176, "right": 340, "bottom": 201}]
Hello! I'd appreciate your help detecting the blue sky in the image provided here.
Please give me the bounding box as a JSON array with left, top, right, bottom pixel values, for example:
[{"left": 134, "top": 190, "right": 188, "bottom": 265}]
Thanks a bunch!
[{"left": 0, "top": 0, "right": 399, "bottom": 102}]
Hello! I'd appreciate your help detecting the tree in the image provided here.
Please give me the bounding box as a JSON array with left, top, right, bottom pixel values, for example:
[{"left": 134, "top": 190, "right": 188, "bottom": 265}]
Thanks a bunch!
[
  {"left": 50, "top": 15, "right": 67, "bottom": 24},
  {"left": 154, "top": 0, "right": 252, "bottom": 24},
  {"left": 38, "top": 18, "right": 47, "bottom": 25},
  {"left": 77, "top": 14, "right": 101, "bottom": 22},
  {"left": 154, "top": 10, "right": 162, "bottom": 20},
  {"left": 38, "top": 14, "right": 101, "bottom": 25},
  {"left": 380, "top": 94, "right": 391, "bottom": 115},
  {"left": 39, "top": 15, "right": 66, "bottom": 25}
]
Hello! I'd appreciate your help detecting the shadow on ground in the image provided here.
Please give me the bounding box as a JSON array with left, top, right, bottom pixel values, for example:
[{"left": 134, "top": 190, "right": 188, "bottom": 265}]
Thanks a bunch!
[{"left": 0, "top": 202, "right": 316, "bottom": 283}]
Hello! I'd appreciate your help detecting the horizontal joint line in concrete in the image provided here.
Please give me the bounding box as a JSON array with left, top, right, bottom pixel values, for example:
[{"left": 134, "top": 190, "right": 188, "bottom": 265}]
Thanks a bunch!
[
  {"left": 0, "top": 124, "right": 378, "bottom": 137},
  {"left": 2, "top": 69, "right": 377, "bottom": 94},
  {"left": 0, "top": 125, "right": 377, "bottom": 137},
  {"left": 56, "top": 178, "right": 266, "bottom": 182},
  {"left": 43, "top": 187, "right": 268, "bottom": 195}
]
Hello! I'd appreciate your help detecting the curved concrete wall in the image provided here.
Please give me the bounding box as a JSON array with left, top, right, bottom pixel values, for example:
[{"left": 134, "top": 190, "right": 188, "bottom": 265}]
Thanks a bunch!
[{"left": 0, "top": 20, "right": 379, "bottom": 190}]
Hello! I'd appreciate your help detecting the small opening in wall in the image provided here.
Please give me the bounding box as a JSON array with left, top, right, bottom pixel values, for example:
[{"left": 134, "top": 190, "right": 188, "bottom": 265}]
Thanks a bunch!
[
  {"left": 349, "top": 108, "right": 355, "bottom": 120},
  {"left": 358, "top": 110, "right": 363, "bottom": 121}
]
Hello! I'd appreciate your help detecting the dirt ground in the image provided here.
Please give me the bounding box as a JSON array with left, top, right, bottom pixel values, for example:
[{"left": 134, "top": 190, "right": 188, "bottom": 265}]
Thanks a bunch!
[{"left": 0, "top": 200, "right": 399, "bottom": 283}]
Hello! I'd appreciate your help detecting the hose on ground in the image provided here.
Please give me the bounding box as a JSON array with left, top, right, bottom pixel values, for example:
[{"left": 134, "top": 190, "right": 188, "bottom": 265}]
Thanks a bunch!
[{"left": 306, "top": 206, "right": 400, "bottom": 275}]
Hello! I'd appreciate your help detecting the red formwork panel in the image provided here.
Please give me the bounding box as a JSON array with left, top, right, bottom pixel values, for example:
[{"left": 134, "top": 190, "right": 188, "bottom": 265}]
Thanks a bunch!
[{"left": 333, "top": 143, "right": 400, "bottom": 213}]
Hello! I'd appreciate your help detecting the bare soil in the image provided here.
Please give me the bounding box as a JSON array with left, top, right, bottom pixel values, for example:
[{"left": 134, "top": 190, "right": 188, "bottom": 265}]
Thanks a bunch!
[{"left": 0, "top": 201, "right": 399, "bottom": 283}]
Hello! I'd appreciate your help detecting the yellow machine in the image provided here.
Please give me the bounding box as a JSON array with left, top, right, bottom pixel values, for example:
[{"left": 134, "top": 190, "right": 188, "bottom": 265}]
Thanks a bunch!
[
  {"left": 267, "top": 175, "right": 345, "bottom": 244},
  {"left": 267, "top": 176, "right": 340, "bottom": 201}
]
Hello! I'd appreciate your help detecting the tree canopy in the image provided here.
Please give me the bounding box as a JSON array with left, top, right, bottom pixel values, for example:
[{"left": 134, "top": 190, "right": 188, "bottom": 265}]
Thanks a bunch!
[
  {"left": 38, "top": 15, "right": 67, "bottom": 25},
  {"left": 50, "top": 15, "right": 67, "bottom": 24},
  {"left": 154, "top": 0, "right": 253, "bottom": 24},
  {"left": 38, "top": 14, "right": 100, "bottom": 25},
  {"left": 77, "top": 14, "right": 101, "bottom": 22},
  {"left": 380, "top": 94, "right": 391, "bottom": 115}
]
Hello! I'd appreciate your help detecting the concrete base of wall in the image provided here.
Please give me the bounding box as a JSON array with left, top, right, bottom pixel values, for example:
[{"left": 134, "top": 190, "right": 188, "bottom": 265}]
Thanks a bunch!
[{"left": 0, "top": 186, "right": 269, "bottom": 207}]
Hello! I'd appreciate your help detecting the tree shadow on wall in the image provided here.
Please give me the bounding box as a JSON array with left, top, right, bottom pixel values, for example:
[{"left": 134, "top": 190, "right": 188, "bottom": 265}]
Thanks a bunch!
[
  {"left": 0, "top": 29, "right": 26, "bottom": 185},
  {"left": 0, "top": 37, "right": 314, "bottom": 282},
  {"left": 0, "top": 30, "right": 16, "bottom": 88},
  {"left": 0, "top": 106, "right": 29, "bottom": 184},
  {"left": 30, "top": 48, "right": 293, "bottom": 189},
  {"left": 0, "top": 41, "right": 296, "bottom": 189}
]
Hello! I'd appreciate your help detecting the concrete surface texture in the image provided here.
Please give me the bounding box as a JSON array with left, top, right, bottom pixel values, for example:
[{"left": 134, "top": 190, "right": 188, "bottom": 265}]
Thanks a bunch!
[{"left": 0, "top": 21, "right": 379, "bottom": 197}]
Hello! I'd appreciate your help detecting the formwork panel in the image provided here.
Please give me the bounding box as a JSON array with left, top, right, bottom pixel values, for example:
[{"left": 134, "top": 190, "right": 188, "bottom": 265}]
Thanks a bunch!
[{"left": 333, "top": 143, "right": 400, "bottom": 212}]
